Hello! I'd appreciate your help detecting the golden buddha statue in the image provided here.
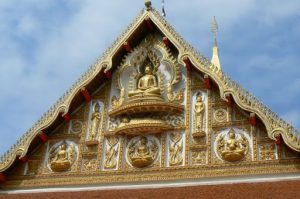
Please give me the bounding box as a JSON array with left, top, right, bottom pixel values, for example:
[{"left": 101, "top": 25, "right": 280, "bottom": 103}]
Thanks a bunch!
[
  {"left": 194, "top": 95, "right": 205, "bottom": 132},
  {"left": 129, "top": 136, "right": 157, "bottom": 168},
  {"left": 128, "top": 65, "right": 161, "bottom": 99},
  {"left": 50, "top": 143, "right": 72, "bottom": 172},
  {"left": 218, "top": 129, "right": 248, "bottom": 162},
  {"left": 90, "top": 103, "right": 101, "bottom": 140}
]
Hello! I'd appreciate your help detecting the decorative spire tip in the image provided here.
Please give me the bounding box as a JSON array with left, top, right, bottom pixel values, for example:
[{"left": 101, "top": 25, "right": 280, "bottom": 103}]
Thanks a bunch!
[
  {"left": 211, "top": 16, "right": 221, "bottom": 70},
  {"left": 162, "top": 0, "right": 166, "bottom": 17},
  {"left": 211, "top": 16, "right": 219, "bottom": 46},
  {"left": 145, "top": 0, "right": 152, "bottom": 11}
]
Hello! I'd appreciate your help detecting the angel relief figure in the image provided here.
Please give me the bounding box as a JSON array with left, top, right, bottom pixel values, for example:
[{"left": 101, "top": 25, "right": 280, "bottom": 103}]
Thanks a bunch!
[
  {"left": 169, "top": 133, "right": 183, "bottom": 166},
  {"left": 194, "top": 95, "right": 205, "bottom": 132},
  {"left": 89, "top": 103, "right": 101, "bottom": 140},
  {"left": 104, "top": 137, "right": 119, "bottom": 169}
]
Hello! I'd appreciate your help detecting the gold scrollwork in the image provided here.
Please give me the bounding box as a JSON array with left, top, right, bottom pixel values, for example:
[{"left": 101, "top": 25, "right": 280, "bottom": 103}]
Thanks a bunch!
[
  {"left": 112, "top": 88, "right": 125, "bottom": 110},
  {"left": 259, "top": 144, "right": 276, "bottom": 160},
  {"left": 168, "top": 83, "right": 185, "bottom": 103},
  {"left": 192, "top": 151, "right": 206, "bottom": 165},
  {"left": 83, "top": 159, "right": 97, "bottom": 171},
  {"left": 214, "top": 109, "right": 227, "bottom": 123}
]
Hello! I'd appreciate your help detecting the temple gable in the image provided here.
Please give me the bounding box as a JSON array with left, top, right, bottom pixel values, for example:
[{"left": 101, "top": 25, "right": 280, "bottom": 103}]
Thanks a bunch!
[{"left": 1, "top": 5, "right": 299, "bottom": 190}]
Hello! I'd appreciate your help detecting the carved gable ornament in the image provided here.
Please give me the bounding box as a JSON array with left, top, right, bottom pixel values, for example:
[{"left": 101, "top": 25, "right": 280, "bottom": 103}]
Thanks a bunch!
[
  {"left": 108, "top": 36, "right": 184, "bottom": 138},
  {"left": 0, "top": 6, "right": 299, "bottom": 189}
]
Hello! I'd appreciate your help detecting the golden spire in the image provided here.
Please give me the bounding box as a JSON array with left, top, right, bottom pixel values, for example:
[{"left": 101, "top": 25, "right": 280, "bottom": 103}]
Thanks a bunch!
[{"left": 211, "top": 16, "right": 221, "bottom": 70}]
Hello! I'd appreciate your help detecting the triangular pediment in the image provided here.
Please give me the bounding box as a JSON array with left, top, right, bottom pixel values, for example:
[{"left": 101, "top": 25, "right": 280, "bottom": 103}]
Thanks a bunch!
[{"left": 0, "top": 5, "right": 299, "bottom": 189}]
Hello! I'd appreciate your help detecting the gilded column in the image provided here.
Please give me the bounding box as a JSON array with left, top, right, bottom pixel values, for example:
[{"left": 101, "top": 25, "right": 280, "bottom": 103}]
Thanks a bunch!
[{"left": 185, "top": 70, "right": 192, "bottom": 165}]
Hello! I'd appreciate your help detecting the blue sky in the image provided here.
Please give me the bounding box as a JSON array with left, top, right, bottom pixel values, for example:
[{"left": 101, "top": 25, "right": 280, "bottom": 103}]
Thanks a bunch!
[{"left": 0, "top": 0, "right": 299, "bottom": 155}]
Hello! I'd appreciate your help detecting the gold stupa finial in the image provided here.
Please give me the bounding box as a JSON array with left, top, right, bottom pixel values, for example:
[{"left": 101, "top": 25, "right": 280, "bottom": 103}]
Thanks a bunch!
[
  {"left": 145, "top": 0, "right": 152, "bottom": 10},
  {"left": 211, "top": 16, "right": 221, "bottom": 70}
]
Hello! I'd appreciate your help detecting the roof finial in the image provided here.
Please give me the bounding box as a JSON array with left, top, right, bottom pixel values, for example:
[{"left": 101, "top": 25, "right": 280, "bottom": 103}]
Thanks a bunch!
[
  {"left": 145, "top": 0, "right": 152, "bottom": 11},
  {"left": 211, "top": 16, "right": 221, "bottom": 70},
  {"left": 211, "top": 16, "right": 219, "bottom": 46},
  {"left": 162, "top": 0, "right": 166, "bottom": 17}
]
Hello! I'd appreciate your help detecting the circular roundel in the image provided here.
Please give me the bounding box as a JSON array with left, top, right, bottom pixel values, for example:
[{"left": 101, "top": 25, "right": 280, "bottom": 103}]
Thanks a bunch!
[
  {"left": 47, "top": 140, "right": 79, "bottom": 172},
  {"left": 214, "top": 109, "right": 227, "bottom": 123},
  {"left": 214, "top": 128, "right": 250, "bottom": 162},
  {"left": 126, "top": 135, "right": 160, "bottom": 168},
  {"left": 70, "top": 120, "right": 83, "bottom": 134}
]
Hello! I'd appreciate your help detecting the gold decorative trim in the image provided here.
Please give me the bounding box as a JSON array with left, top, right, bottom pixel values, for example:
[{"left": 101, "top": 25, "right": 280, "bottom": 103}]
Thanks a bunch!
[
  {"left": 3, "top": 160, "right": 300, "bottom": 189},
  {"left": 109, "top": 101, "right": 184, "bottom": 117},
  {"left": 106, "top": 120, "right": 174, "bottom": 136}
]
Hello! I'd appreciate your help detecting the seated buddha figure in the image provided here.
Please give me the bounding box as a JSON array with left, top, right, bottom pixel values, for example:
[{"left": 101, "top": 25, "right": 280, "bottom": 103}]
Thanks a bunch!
[
  {"left": 130, "top": 137, "right": 154, "bottom": 168},
  {"left": 128, "top": 64, "right": 161, "bottom": 99},
  {"left": 50, "top": 143, "right": 71, "bottom": 172},
  {"left": 220, "top": 130, "right": 247, "bottom": 162}
]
